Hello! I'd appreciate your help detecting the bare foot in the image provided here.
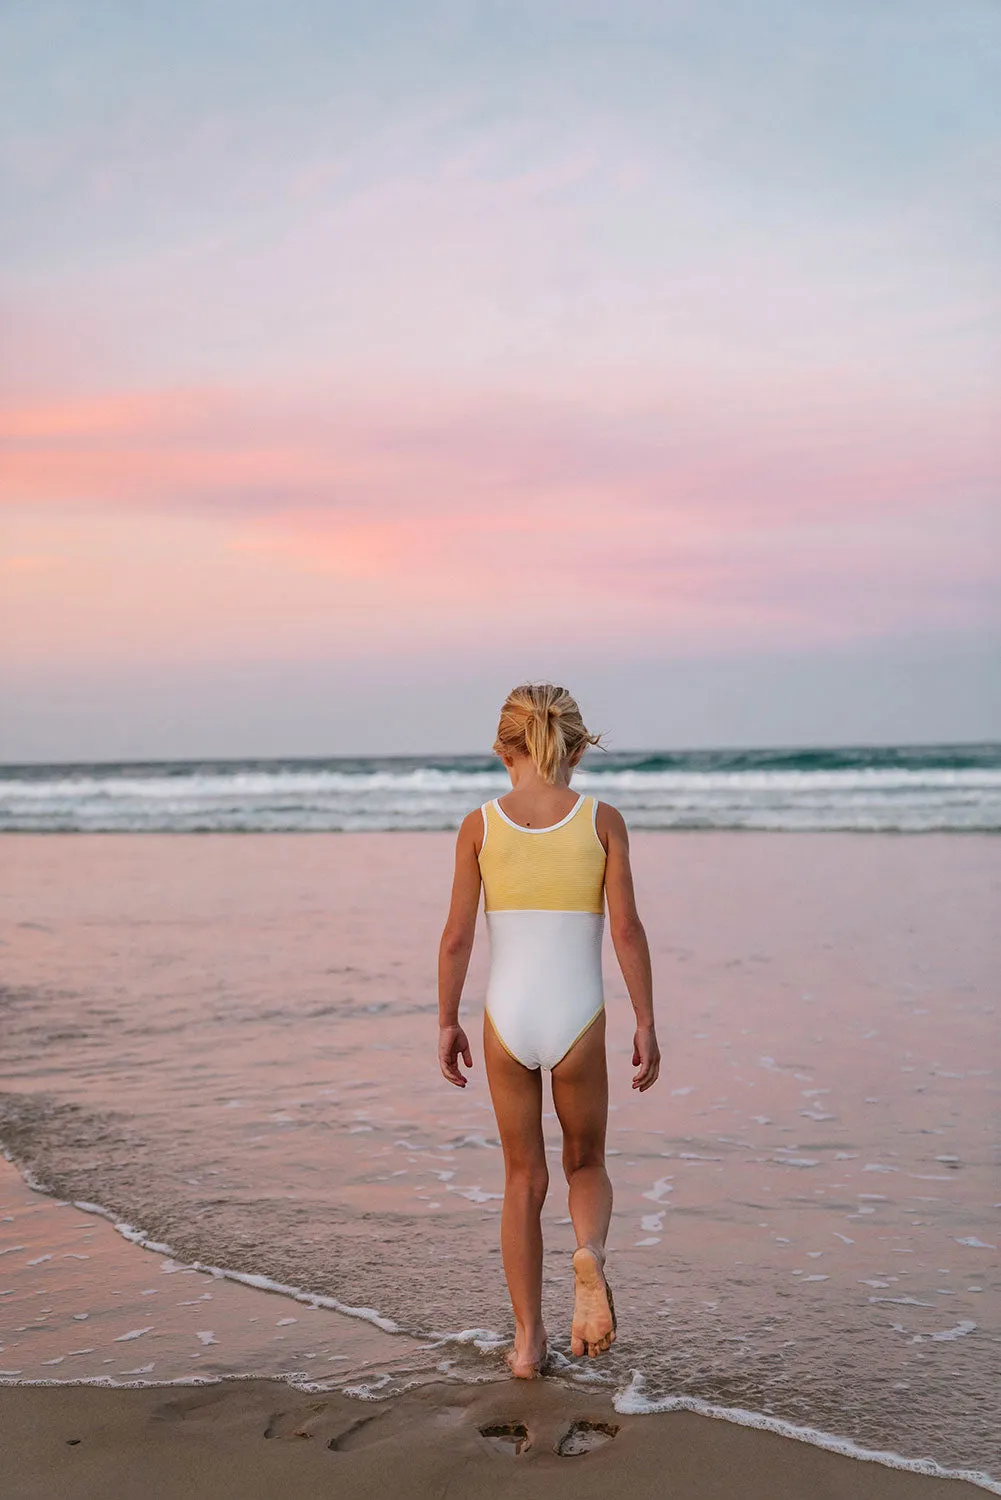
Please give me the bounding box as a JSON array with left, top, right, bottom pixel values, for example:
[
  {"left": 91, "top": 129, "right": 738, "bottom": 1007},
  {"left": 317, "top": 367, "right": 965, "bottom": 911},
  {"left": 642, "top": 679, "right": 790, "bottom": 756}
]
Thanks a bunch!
[
  {"left": 505, "top": 1328, "right": 548, "bottom": 1379},
  {"left": 571, "top": 1247, "right": 616, "bottom": 1358}
]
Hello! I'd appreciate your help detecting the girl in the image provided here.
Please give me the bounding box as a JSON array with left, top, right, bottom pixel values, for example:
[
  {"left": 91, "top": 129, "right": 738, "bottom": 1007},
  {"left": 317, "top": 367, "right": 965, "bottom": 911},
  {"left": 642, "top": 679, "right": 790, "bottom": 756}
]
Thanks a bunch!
[{"left": 437, "top": 682, "right": 660, "bottom": 1378}]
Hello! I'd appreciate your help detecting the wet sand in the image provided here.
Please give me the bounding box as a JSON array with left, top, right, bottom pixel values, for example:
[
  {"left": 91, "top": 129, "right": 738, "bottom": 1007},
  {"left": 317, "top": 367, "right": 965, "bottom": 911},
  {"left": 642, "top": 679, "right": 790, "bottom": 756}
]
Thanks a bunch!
[{"left": 1, "top": 1372, "right": 989, "bottom": 1500}]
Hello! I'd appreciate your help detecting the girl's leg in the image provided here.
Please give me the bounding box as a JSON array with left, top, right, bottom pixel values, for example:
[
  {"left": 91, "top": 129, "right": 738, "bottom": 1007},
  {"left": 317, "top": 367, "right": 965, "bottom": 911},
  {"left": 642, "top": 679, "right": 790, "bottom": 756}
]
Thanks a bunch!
[
  {"left": 482, "top": 1011, "right": 550, "bottom": 1377},
  {"left": 551, "top": 1010, "right": 615, "bottom": 1357}
]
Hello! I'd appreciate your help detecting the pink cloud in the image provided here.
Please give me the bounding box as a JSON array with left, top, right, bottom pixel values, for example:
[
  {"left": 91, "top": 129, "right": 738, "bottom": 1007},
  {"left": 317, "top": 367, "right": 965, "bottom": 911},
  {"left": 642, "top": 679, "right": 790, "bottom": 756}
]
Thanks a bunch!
[
  {"left": 1, "top": 379, "right": 997, "bottom": 668},
  {"left": 2, "top": 381, "right": 996, "bottom": 522}
]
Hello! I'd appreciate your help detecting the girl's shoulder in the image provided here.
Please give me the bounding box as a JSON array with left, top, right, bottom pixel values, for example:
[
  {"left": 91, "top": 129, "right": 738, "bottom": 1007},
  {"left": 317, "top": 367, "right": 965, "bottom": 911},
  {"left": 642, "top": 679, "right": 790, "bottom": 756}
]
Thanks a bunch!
[
  {"left": 593, "top": 798, "right": 628, "bottom": 837},
  {"left": 457, "top": 805, "right": 487, "bottom": 836},
  {"left": 458, "top": 802, "right": 491, "bottom": 856}
]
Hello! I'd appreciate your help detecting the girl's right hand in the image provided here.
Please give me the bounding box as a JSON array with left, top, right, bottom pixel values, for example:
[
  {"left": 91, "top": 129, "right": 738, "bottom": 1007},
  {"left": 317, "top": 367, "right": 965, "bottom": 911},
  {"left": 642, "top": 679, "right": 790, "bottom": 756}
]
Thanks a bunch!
[
  {"left": 631, "top": 1025, "right": 661, "bottom": 1092},
  {"left": 439, "top": 1024, "right": 473, "bottom": 1087}
]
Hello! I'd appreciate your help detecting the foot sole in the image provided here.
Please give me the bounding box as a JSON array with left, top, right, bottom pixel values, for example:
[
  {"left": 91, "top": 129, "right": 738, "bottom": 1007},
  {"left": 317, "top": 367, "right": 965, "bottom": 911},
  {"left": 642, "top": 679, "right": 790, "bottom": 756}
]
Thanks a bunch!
[{"left": 571, "top": 1248, "right": 616, "bottom": 1355}]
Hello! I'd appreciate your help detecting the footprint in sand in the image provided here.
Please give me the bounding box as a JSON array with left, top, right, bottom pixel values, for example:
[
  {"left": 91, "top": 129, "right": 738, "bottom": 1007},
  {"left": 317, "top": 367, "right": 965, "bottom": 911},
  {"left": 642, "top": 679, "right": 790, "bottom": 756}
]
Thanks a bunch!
[
  {"left": 264, "top": 1410, "right": 312, "bottom": 1441},
  {"left": 263, "top": 1404, "right": 383, "bottom": 1451},
  {"left": 152, "top": 1389, "right": 232, "bottom": 1423},
  {"left": 555, "top": 1420, "right": 619, "bottom": 1456},
  {"left": 479, "top": 1421, "right": 531, "bottom": 1456}
]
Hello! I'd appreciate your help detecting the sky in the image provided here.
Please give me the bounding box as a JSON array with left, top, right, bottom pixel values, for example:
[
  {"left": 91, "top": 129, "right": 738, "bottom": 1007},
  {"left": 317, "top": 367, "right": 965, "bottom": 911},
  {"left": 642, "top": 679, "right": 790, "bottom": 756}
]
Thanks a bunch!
[{"left": 1, "top": 0, "right": 999, "bottom": 759}]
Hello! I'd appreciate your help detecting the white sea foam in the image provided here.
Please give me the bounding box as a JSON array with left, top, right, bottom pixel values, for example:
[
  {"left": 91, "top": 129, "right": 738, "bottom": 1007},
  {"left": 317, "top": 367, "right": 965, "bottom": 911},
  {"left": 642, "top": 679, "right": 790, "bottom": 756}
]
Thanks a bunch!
[
  {"left": 428, "top": 1327, "right": 506, "bottom": 1353},
  {"left": 613, "top": 1372, "right": 1001, "bottom": 1494},
  {"left": 3, "top": 1162, "right": 405, "bottom": 1336},
  {"left": 7, "top": 750, "right": 996, "bottom": 833},
  {"left": 448, "top": 1185, "right": 503, "bottom": 1204},
  {"left": 869, "top": 1296, "right": 936, "bottom": 1307},
  {"left": 342, "top": 1372, "right": 393, "bottom": 1398},
  {"left": 930, "top": 1321, "right": 977, "bottom": 1342}
]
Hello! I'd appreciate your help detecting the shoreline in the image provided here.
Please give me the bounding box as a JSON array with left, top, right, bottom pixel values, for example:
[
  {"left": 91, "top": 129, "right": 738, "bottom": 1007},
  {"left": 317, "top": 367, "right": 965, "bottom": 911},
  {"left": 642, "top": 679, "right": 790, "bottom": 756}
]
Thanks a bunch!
[
  {"left": 2, "top": 1149, "right": 407, "bottom": 1337},
  {"left": 2, "top": 1373, "right": 995, "bottom": 1500},
  {"left": 1, "top": 1153, "right": 996, "bottom": 1496}
]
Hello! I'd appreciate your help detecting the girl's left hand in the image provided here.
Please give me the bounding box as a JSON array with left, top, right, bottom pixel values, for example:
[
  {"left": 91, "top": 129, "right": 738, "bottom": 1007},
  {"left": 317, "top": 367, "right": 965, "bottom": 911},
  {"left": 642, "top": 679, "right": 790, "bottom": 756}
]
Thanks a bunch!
[
  {"left": 439, "top": 1024, "right": 473, "bottom": 1087},
  {"left": 631, "top": 1024, "right": 661, "bottom": 1091}
]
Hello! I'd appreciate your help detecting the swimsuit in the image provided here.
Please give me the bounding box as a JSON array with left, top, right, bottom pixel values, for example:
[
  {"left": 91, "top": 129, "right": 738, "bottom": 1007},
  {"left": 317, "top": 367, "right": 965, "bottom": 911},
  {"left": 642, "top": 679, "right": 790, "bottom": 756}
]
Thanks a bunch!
[{"left": 477, "top": 792, "right": 607, "bottom": 1070}]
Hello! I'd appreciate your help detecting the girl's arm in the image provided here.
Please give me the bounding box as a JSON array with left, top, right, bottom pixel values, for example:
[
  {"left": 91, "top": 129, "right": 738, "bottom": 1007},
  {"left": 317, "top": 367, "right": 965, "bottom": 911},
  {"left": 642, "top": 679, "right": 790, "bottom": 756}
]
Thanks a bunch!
[
  {"left": 437, "top": 809, "right": 483, "bottom": 1087},
  {"left": 599, "top": 801, "right": 661, "bottom": 1092}
]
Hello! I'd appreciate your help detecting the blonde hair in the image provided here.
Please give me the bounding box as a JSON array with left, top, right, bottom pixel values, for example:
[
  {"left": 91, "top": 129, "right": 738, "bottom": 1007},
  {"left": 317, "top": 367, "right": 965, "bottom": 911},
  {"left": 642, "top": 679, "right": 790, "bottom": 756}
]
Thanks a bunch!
[{"left": 492, "top": 683, "right": 603, "bottom": 785}]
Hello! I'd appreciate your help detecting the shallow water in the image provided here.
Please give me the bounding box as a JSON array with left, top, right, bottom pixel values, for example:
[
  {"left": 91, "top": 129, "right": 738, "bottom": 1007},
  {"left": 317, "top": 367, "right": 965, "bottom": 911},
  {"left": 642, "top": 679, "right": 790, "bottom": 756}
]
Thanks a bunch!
[
  {"left": 1, "top": 832, "right": 998, "bottom": 1481},
  {"left": 0, "top": 1157, "right": 427, "bottom": 1389}
]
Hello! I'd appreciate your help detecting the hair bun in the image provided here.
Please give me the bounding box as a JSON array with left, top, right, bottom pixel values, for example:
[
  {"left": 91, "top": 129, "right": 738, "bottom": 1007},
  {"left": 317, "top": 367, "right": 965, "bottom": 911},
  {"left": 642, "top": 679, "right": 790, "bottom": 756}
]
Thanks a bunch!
[{"left": 492, "top": 681, "right": 603, "bottom": 785}]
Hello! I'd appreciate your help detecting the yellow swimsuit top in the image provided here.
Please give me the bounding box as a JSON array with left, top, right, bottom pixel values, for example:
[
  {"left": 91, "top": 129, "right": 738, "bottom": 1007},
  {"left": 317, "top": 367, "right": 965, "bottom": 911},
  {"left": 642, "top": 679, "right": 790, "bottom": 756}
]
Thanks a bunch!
[{"left": 477, "top": 793, "right": 606, "bottom": 914}]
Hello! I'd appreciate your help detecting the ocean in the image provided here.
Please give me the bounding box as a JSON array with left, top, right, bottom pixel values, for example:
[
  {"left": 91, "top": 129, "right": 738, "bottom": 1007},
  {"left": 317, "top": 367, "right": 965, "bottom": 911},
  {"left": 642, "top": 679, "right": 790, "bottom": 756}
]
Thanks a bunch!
[{"left": 1, "top": 741, "right": 999, "bottom": 833}]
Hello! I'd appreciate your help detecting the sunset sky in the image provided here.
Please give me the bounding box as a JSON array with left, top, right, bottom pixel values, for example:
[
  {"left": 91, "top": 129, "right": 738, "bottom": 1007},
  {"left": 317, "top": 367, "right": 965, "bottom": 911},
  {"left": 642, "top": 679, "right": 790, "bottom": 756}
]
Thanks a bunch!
[{"left": 2, "top": 1, "right": 998, "bottom": 759}]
